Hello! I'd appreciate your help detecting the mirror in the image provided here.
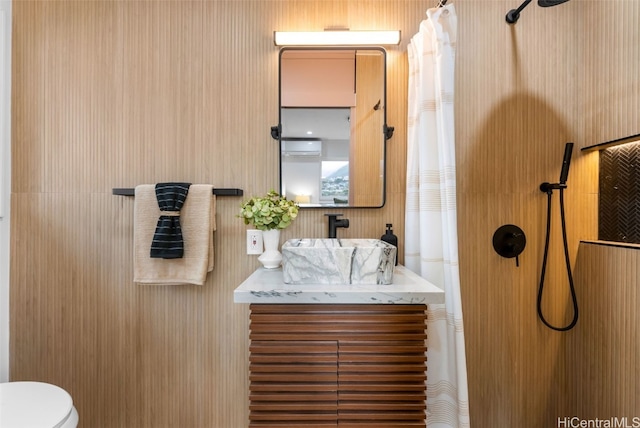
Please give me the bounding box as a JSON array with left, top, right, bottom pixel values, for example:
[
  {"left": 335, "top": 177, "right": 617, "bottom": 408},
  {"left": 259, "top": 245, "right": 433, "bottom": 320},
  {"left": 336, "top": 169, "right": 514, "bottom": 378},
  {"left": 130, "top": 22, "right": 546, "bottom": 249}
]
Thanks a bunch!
[{"left": 277, "top": 47, "right": 391, "bottom": 208}]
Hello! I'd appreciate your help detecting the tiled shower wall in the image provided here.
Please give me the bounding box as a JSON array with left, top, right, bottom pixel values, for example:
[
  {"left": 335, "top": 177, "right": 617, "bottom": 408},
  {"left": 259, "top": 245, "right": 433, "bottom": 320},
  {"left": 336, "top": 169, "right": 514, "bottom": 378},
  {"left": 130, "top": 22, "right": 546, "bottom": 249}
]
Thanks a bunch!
[{"left": 599, "top": 140, "right": 640, "bottom": 243}]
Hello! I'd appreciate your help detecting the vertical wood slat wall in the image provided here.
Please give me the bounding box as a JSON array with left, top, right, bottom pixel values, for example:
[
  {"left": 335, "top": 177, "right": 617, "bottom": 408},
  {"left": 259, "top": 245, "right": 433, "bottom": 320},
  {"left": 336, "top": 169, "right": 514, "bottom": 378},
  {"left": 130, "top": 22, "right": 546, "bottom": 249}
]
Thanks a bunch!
[
  {"left": 9, "top": 0, "right": 640, "bottom": 427},
  {"left": 566, "top": 242, "right": 640, "bottom": 418},
  {"left": 352, "top": 51, "right": 385, "bottom": 207},
  {"left": 248, "top": 304, "right": 427, "bottom": 428},
  {"left": 454, "top": 1, "right": 639, "bottom": 426},
  {"left": 10, "top": 2, "right": 420, "bottom": 427}
]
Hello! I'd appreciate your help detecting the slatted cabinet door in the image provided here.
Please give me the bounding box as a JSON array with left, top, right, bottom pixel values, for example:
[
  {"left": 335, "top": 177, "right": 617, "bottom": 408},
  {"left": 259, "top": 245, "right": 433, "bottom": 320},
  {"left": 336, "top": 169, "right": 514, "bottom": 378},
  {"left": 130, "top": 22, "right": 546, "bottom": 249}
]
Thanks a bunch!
[
  {"left": 249, "top": 340, "right": 339, "bottom": 427},
  {"left": 337, "top": 307, "right": 427, "bottom": 428},
  {"left": 248, "top": 304, "right": 427, "bottom": 428},
  {"left": 249, "top": 306, "right": 339, "bottom": 428}
]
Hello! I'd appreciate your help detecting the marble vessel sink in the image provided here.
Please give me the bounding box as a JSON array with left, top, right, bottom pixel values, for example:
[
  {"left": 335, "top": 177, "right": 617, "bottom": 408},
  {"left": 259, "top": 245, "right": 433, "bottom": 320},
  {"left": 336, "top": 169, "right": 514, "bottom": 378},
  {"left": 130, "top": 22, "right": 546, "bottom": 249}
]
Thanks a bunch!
[{"left": 281, "top": 238, "right": 396, "bottom": 285}]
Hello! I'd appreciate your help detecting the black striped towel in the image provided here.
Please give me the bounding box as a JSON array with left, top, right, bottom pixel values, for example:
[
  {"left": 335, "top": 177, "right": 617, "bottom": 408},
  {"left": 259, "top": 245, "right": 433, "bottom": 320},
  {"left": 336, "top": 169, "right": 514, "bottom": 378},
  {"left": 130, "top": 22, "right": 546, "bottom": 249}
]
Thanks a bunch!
[{"left": 151, "top": 182, "right": 191, "bottom": 259}]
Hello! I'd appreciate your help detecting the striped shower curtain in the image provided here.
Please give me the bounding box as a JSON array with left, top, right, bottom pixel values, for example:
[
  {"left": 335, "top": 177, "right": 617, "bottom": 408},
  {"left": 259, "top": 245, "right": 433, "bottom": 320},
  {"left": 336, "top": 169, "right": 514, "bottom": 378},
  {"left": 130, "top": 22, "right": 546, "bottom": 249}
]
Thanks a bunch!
[{"left": 405, "top": 4, "right": 470, "bottom": 428}]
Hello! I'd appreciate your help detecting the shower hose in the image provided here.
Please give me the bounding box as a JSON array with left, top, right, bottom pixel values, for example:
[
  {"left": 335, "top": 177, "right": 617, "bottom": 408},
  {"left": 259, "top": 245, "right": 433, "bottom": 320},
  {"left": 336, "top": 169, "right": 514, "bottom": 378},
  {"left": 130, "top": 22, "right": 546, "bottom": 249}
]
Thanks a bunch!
[{"left": 538, "top": 187, "right": 579, "bottom": 331}]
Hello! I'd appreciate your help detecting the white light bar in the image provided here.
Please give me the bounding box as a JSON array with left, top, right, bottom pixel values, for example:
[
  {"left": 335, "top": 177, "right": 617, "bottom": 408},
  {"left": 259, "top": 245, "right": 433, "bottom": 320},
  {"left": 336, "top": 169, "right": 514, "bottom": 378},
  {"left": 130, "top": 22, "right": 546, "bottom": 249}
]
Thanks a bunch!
[{"left": 274, "top": 30, "right": 401, "bottom": 46}]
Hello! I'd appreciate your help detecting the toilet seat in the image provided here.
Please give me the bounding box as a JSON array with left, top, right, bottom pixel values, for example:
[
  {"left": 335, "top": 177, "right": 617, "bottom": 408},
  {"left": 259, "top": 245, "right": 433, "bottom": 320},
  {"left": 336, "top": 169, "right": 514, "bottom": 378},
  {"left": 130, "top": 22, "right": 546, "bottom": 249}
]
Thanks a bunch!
[{"left": 0, "top": 381, "right": 78, "bottom": 428}]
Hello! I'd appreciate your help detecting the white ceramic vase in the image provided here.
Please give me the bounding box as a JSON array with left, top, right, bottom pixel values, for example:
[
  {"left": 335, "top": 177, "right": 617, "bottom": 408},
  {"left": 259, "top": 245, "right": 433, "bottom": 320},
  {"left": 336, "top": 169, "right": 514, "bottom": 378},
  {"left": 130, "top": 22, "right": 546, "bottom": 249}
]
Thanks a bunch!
[{"left": 258, "top": 229, "right": 282, "bottom": 269}]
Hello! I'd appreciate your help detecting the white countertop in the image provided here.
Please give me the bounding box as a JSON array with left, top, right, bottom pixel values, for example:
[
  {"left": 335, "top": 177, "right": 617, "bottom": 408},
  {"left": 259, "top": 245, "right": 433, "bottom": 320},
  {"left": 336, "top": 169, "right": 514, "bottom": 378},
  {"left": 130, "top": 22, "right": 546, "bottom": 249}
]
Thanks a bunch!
[{"left": 234, "top": 265, "right": 445, "bottom": 305}]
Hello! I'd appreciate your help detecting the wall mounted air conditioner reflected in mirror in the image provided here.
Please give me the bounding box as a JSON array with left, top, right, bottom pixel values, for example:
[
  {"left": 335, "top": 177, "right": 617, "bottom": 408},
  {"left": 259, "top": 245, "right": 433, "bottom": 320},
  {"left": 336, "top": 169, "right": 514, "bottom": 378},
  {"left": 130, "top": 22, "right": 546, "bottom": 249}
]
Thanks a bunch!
[{"left": 281, "top": 139, "right": 322, "bottom": 157}]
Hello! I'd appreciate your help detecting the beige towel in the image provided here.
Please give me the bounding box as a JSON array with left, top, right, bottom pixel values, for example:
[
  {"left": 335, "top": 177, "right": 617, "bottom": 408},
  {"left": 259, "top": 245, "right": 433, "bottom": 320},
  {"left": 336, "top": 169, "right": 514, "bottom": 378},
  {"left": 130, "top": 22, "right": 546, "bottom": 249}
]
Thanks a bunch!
[{"left": 134, "top": 184, "right": 216, "bottom": 285}]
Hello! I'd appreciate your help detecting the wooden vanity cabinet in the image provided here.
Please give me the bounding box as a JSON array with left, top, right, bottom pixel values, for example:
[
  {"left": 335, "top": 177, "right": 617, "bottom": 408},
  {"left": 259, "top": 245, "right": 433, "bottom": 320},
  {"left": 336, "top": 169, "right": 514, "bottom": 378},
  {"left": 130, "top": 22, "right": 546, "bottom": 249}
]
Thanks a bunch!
[{"left": 248, "top": 304, "right": 427, "bottom": 428}]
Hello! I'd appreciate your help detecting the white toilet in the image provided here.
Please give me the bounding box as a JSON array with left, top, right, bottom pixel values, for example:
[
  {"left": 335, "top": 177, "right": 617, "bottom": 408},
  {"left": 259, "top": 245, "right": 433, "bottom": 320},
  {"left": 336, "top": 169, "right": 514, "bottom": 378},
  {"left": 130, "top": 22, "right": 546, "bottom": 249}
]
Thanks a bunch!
[{"left": 0, "top": 381, "right": 78, "bottom": 428}]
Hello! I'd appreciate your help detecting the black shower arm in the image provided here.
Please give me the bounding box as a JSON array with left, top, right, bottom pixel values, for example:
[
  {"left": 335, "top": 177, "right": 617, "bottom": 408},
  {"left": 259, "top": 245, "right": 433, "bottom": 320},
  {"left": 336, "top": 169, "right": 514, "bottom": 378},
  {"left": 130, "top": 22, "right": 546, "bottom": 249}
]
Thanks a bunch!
[
  {"left": 506, "top": 0, "right": 533, "bottom": 24},
  {"left": 506, "top": 0, "right": 570, "bottom": 24},
  {"left": 512, "top": 0, "right": 532, "bottom": 15}
]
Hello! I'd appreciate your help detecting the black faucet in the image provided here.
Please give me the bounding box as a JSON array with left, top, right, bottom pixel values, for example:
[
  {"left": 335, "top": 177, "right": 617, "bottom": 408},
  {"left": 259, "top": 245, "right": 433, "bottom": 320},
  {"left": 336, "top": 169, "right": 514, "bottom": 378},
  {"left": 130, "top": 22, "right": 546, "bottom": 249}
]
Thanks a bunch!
[{"left": 325, "top": 214, "right": 349, "bottom": 238}]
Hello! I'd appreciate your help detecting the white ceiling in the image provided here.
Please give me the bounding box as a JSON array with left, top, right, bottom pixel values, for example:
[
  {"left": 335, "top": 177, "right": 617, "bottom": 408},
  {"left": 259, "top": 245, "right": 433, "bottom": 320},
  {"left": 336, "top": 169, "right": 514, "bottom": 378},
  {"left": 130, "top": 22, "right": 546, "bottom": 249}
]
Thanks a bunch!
[{"left": 281, "top": 108, "right": 351, "bottom": 140}]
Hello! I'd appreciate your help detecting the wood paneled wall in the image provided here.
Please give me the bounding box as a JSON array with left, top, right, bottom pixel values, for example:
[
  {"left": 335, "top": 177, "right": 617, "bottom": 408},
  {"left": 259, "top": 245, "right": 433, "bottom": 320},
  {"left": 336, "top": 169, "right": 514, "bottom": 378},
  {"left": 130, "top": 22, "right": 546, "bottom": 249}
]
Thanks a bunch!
[
  {"left": 353, "top": 51, "right": 385, "bottom": 207},
  {"left": 10, "top": 1, "right": 423, "bottom": 427},
  {"left": 455, "top": 0, "right": 639, "bottom": 427},
  {"left": 10, "top": 0, "right": 640, "bottom": 427},
  {"left": 565, "top": 242, "right": 640, "bottom": 418}
]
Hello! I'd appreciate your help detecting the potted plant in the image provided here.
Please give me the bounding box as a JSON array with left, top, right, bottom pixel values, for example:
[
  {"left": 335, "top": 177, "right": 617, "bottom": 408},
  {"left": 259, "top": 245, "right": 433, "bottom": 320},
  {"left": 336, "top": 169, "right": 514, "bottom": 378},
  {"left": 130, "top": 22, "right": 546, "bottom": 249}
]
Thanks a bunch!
[{"left": 239, "top": 190, "right": 299, "bottom": 268}]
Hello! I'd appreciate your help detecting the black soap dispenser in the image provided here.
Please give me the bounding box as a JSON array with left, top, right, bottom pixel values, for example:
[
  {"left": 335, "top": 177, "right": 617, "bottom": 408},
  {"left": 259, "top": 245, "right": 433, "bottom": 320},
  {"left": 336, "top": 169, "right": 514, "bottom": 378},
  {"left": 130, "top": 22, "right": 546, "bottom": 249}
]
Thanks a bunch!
[{"left": 381, "top": 223, "right": 398, "bottom": 265}]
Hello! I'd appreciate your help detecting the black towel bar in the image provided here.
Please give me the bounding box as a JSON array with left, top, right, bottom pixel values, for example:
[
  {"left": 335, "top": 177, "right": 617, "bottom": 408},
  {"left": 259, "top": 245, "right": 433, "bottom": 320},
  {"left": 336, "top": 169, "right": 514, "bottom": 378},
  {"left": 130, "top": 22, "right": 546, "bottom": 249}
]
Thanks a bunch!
[{"left": 112, "top": 188, "right": 243, "bottom": 197}]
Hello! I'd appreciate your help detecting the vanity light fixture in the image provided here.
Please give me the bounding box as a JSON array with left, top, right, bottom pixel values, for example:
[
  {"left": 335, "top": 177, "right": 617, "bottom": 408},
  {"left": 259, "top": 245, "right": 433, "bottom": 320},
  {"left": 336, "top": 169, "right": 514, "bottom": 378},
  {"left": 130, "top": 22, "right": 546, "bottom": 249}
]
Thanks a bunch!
[{"left": 273, "top": 30, "right": 401, "bottom": 46}]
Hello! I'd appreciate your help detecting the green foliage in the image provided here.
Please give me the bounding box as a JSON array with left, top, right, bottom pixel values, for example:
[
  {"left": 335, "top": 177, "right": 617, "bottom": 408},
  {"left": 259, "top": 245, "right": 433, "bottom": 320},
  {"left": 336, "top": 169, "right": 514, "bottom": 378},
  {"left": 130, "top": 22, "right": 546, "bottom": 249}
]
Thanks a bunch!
[{"left": 239, "top": 190, "right": 299, "bottom": 231}]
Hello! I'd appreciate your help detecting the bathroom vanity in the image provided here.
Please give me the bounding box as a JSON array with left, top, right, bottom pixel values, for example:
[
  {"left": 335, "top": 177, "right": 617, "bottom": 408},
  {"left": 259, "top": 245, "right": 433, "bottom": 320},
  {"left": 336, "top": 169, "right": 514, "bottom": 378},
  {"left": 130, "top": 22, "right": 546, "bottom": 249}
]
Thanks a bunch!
[{"left": 234, "top": 266, "right": 444, "bottom": 427}]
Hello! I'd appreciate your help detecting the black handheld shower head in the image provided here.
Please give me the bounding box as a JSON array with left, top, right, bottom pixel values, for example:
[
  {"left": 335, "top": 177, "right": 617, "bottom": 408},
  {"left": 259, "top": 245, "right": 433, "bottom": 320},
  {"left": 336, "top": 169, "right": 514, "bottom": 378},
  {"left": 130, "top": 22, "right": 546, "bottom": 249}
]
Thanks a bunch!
[
  {"left": 506, "top": 0, "right": 570, "bottom": 24},
  {"left": 537, "top": 140, "right": 579, "bottom": 332},
  {"left": 559, "top": 142, "right": 574, "bottom": 185},
  {"left": 540, "top": 142, "right": 574, "bottom": 193}
]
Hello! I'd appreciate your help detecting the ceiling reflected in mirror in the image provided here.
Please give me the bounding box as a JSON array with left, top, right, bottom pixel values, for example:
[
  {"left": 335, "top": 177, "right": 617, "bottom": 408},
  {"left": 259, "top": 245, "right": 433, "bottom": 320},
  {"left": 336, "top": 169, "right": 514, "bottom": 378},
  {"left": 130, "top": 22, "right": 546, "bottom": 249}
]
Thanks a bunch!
[{"left": 281, "top": 108, "right": 351, "bottom": 140}]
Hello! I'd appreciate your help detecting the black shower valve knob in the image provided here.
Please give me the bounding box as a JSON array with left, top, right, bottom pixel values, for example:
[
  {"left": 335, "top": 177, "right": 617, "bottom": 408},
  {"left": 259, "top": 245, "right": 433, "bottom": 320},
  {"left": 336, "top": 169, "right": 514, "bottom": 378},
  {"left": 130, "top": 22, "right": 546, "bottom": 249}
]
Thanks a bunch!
[{"left": 492, "top": 224, "right": 527, "bottom": 266}]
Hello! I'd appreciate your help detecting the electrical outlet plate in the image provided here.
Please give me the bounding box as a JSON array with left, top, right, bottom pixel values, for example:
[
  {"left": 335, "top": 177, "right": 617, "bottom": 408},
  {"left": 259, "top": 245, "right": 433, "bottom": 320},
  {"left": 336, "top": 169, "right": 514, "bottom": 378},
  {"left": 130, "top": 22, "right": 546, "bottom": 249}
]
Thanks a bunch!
[{"left": 246, "top": 230, "right": 263, "bottom": 255}]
